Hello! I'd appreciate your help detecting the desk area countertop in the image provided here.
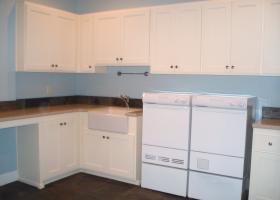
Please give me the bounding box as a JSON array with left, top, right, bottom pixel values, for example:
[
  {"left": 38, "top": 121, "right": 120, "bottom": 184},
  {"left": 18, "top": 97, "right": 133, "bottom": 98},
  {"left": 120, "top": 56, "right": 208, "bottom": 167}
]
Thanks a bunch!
[
  {"left": 0, "top": 104, "right": 143, "bottom": 123},
  {"left": 253, "top": 119, "right": 280, "bottom": 131}
]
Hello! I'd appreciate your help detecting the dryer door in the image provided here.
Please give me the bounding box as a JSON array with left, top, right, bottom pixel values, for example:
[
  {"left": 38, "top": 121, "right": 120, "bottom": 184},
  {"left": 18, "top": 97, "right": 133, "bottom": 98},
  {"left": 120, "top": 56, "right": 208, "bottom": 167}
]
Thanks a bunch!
[{"left": 191, "top": 106, "right": 247, "bottom": 157}]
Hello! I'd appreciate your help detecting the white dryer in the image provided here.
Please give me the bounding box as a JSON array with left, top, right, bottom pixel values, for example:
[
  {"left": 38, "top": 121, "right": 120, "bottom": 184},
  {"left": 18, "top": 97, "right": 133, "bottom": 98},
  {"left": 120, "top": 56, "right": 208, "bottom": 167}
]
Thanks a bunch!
[{"left": 188, "top": 94, "right": 256, "bottom": 200}]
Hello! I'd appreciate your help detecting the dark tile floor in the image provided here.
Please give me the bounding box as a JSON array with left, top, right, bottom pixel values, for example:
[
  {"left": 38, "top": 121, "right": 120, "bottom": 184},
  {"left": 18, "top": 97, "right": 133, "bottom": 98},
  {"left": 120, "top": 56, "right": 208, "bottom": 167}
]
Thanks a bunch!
[{"left": 0, "top": 173, "right": 193, "bottom": 200}]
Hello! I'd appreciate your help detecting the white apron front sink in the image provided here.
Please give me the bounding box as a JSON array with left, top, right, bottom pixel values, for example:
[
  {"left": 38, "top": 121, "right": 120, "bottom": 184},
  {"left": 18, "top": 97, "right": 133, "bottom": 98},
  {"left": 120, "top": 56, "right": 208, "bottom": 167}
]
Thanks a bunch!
[{"left": 88, "top": 107, "right": 133, "bottom": 134}]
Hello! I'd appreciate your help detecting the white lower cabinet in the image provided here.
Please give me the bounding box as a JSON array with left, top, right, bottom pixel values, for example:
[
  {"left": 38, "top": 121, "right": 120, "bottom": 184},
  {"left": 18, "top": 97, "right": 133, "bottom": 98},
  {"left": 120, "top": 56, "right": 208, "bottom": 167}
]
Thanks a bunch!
[
  {"left": 80, "top": 113, "right": 142, "bottom": 184},
  {"left": 249, "top": 128, "right": 280, "bottom": 200},
  {"left": 82, "top": 129, "right": 137, "bottom": 181},
  {"left": 108, "top": 133, "right": 135, "bottom": 178},
  {"left": 83, "top": 130, "right": 107, "bottom": 172},
  {"left": 17, "top": 111, "right": 142, "bottom": 188},
  {"left": 40, "top": 113, "right": 79, "bottom": 181}
]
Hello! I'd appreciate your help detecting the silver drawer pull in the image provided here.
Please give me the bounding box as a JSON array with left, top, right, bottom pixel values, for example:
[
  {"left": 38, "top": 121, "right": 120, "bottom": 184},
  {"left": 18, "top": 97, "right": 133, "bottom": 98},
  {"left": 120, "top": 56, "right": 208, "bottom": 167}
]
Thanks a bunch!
[{"left": 268, "top": 142, "right": 273, "bottom": 146}]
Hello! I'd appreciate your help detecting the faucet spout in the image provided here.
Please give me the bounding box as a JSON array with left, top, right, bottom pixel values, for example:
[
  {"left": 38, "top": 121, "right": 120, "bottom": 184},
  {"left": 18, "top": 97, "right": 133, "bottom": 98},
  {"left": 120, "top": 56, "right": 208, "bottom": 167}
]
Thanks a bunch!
[{"left": 120, "top": 95, "right": 130, "bottom": 109}]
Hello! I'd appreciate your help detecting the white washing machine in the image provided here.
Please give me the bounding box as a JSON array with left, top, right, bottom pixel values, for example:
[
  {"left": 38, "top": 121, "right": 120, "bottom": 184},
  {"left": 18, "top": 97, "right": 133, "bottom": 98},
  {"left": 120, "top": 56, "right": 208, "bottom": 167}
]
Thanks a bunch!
[
  {"left": 141, "top": 92, "right": 192, "bottom": 197},
  {"left": 188, "top": 94, "right": 256, "bottom": 200}
]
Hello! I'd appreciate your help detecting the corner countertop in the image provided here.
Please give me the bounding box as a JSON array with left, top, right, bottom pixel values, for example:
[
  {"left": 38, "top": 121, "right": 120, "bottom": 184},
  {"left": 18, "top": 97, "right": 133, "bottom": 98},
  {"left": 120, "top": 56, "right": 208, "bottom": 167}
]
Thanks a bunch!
[
  {"left": 0, "top": 104, "right": 143, "bottom": 123},
  {"left": 253, "top": 119, "right": 280, "bottom": 131}
]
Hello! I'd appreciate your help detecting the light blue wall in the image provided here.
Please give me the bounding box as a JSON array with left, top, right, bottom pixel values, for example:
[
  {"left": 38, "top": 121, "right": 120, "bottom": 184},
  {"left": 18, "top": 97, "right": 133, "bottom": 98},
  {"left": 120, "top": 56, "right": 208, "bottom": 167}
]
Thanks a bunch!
[
  {"left": 16, "top": 73, "right": 76, "bottom": 99},
  {"left": 0, "top": 0, "right": 77, "bottom": 176},
  {"left": 0, "top": 0, "right": 16, "bottom": 102},
  {"left": 76, "top": 67, "right": 280, "bottom": 107},
  {"left": 0, "top": 129, "right": 17, "bottom": 174}
]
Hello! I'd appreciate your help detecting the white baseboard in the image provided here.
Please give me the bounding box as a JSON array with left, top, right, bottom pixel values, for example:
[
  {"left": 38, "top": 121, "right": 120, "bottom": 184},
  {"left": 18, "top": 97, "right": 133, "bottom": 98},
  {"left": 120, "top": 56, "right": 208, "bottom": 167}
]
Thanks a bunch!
[
  {"left": 0, "top": 171, "right": 18, "bottom": 186},
  {"left": 18, "top": 177, "right": 44, "bottom": 189},
  {"left": 80, "top": 168, "right": 140, "bottom": 186}
]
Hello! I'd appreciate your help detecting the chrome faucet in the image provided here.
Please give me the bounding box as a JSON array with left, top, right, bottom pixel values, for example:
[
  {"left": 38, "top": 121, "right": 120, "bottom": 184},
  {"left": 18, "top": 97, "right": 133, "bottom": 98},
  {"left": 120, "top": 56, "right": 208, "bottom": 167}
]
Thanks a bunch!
[{"left": 120, "top": 95, "right": 130, "bottom": 109}]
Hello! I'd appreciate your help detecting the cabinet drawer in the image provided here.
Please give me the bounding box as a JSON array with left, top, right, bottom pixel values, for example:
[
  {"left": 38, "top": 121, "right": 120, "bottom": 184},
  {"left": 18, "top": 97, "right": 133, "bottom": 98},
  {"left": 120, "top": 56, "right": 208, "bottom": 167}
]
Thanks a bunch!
[{"left": 254, "top": 130, "right": 280, "bottom": 155}]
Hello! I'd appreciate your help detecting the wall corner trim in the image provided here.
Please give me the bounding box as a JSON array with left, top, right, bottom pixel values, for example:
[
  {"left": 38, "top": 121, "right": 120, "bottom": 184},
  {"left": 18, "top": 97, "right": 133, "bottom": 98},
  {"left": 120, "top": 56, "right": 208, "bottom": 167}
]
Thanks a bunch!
[{"left": 0, "top": 170, "right": 18, "bottom": 186}]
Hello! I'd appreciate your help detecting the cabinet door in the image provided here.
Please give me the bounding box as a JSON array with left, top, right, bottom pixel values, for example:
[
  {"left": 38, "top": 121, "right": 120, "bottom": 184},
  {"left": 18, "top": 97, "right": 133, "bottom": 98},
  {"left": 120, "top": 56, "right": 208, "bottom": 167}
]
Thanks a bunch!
[
  {"left": 79, "top": 14, "right": 95, "bottom": 72},
  {"left": 172, "top": 4, "right": 202, "bottom": 74},
  {"left": 150, "top": 7, "right": 174, "bottom": 74},
  {"left": 40, "top": 119, "right": 61, "bottom": 180},
  {"left": 60, "top": 114, "right": 79, "bottom": 172},
  {"left": 262, "top": 0, "right": 280, "bottom": 75},
  {"left": 83, "top": 130, "right": 107, "bottom": 172},
  {"left": 53, "top": 11, "right": 77, "bottom": 72},
  {"left": 249, "top": 152, "right": 280, "bottom": 200},
  {"left": 230, "top": 0, "right": 262, "bottom": 74},
  {"left": 122, "top": 9, "right": 150, "bottom": 65},
  {"left": 201, "top": 1, "right": 231, "bottom": 74},
  {"left": 94, "top": 12, "right": 122, "bottom": 66},
  {"left": 108, "top": 134, "right": 135, "bottom": 179},
  {"left": 24, "top": 3, "right": 53, "bottom": 72}
]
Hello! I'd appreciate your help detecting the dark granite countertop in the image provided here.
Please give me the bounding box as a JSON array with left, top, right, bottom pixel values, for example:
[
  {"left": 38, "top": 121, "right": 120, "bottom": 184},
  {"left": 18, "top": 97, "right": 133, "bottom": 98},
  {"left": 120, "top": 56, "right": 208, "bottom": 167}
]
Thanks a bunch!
[{"left": 0, "top": 104, "right": 142, "bottom": 123}]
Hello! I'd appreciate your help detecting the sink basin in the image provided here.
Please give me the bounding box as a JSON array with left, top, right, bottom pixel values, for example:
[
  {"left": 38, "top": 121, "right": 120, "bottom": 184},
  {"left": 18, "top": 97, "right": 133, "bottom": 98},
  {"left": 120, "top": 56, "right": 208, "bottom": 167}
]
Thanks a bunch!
[{"left": 88, "top": 107, "right": 135, "bottom": 134}]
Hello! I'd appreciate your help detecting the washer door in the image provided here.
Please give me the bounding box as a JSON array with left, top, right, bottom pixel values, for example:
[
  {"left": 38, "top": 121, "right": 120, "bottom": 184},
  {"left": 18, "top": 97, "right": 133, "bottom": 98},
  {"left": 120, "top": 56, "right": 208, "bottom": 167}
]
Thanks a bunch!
[
  {"left": 191, "top": 107, "right": 247, "bottom": 157},
  {"left": 142, "top": 104, "right": 190, "bottom": 150}
]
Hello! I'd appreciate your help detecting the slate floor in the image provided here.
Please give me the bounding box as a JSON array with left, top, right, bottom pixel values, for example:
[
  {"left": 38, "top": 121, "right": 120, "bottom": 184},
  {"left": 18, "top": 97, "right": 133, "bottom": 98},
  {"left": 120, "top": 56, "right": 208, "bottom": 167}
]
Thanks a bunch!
[{"left": 0, "top": 173, "right": 193, "bottom": 200}]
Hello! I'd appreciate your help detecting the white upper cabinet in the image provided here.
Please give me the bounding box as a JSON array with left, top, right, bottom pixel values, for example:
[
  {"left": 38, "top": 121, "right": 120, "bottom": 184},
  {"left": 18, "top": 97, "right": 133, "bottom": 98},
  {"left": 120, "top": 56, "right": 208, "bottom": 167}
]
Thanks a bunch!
[
  {"left": 78, "top": 14, "right": 95, "bottom": 72},
  {"left": 16, "top": 0, "right": 280, "bottom": 75},
  {"left": 150, "top": 3, "right": 202, "bottom": 74},
  {"left": 94, "top": 8, "right": 150, "bottom": 66},
  {"left": 21, "top": 2, "right": 54, "bottom": 72},
  {"left": 150, "top": 7, "right": 174, "bottom": 74},
  {"left": 202, "top": 0, "right": 263, "bottom": 75},
  {"left": 173, "top": 5, "right": 202, "bottom": 74},
  {"left": 202, "top": 1, "right": 231, "bottom": 74},
  {"left": 94, "top": 12, "right": 123, "bottom": 66},
  {"left": 230, "top": 0, "right": 262, "bottom": 74},
  {"left": 262, "top": 0, "right": 280, "bottom": 75},
  {"left": 53, "top": 10, "right": 77, "bottom": 72},
  {"left": 122, "top": 9, "right": 150, "bottom": 65},
  {"left": 17, "top": 2, "right": 77, "bottom": 72}
]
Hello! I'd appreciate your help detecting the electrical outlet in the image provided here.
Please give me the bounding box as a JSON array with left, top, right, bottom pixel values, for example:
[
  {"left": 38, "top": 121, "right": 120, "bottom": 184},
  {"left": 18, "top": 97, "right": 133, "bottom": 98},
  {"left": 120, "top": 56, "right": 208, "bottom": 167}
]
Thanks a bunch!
[{"left": 46, "top": 85, "right": 54, "bottom": 96}]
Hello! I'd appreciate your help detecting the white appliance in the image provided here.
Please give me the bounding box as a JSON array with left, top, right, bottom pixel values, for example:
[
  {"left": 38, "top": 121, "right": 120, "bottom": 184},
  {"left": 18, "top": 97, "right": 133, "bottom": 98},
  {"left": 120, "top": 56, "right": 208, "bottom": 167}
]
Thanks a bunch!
[
  {"left": 188, "top": 94, "right": 256, "bottom": 200},
  {"left": 141, "top": 92, "right": 192, "bottom": 197}
]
